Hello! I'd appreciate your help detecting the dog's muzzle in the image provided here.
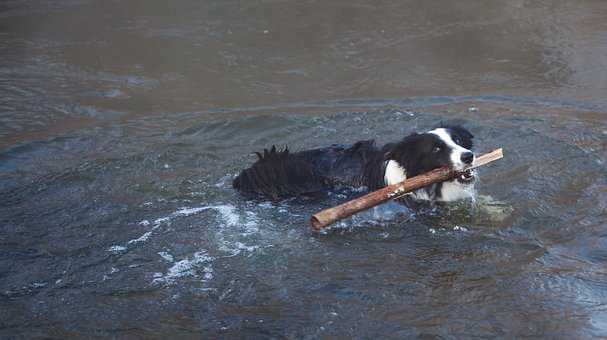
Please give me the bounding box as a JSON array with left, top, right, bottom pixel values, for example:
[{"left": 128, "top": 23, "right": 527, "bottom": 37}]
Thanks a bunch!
[{"left": 456, "top": 169, "right": 475, "bottom": 184}]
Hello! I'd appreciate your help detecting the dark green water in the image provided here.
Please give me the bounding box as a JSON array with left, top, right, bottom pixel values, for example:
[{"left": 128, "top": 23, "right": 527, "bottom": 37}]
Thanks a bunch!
[{"left": 1, "top": 1, "right": 607, "bottom": 338}]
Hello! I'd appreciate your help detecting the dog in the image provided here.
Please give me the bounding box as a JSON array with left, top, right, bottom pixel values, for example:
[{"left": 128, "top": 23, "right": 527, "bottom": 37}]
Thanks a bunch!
[{"left": 233, "top": 125, "right": 477, "bottom": 206}]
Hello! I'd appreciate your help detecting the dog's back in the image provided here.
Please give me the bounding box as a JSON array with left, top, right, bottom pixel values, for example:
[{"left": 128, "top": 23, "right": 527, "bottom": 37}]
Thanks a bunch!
[{"left": 233, "top": 141, "right": 386, "bottom": 200}]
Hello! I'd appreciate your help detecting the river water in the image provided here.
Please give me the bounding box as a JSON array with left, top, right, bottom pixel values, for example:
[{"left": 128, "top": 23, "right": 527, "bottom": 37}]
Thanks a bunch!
[{"left": 1, "top": 0, "right": 607, "bottom": 338}]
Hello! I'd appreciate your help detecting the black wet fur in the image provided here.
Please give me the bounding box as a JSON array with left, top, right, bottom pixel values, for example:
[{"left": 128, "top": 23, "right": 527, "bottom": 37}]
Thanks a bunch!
[{"left": 233, "top": 125, "right": 474, "bottom": 202}]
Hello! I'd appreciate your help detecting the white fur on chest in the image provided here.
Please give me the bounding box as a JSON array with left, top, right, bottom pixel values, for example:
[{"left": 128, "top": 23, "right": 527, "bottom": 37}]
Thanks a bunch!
[
  {"left": 384, "top": 160, "right": 407, "bottom": 186},
  {"left": 383, "top": 158, "right": 475, "bottom": 202},
  {"left": 438, "top": 181, "right": 476, "bottom": 202},
  {"left": 384, "top": 160, "right": 431, "bottom": 200}
]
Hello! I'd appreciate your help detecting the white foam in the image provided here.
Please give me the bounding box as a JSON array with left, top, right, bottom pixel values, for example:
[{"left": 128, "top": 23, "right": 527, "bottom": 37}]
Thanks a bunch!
[
  {"left": 118, "top": 206, "right": 215, "bottom": 250},
  {"left": 158, "top": 251, "right": 174, "bottom": 262},
  {"left": 153, "top": 250, "right": 214, "bottom": 285},
  {"left": 127, "top": 231, "right": 152, "bottom": 244},
  {"left": 214, "top": 173, "right": 234, "bottom": 188},
  {"left": 453, "top": 225, "right": 468, "bottom": 232},
  {"left": 108, "top": 245, "right": 127, "bottom": 253},
  {"left": 218, "top": 241, "right": 260, "bottom": 257},
  {"left": 121, "top": 204, "right": 260, "bottom": 251},
  {"left": 113, "top": 203, "right": 266, "bottom": 286},
  {"left": 175, "top": 207, "right": 209, "bottom": 216},
  {"left": 208, "top": 205, "right": 262, "bottom": 257},
  {"left": 153, "top": 216, "right": 172, "bottom": 225},
  {"left": 211, "top": 204, "right": 240, "bottom": 227},
  {"left": 257, "top": 202, "right": 273, "bottom": 209}
]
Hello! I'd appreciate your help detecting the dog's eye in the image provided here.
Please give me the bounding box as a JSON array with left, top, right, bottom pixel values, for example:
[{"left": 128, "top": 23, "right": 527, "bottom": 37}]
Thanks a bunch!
[
  {"left": 453, "top": 137, "right": 461, "bottom": 144},
  {"left": 432, "top": 146, "right": 441, "bottom": 153}
]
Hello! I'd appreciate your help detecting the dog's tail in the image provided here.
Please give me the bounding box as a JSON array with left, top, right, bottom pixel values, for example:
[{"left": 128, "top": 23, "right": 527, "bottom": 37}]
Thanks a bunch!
[{"left": 233, "top": 146, "right": 330, "bottom": 200}]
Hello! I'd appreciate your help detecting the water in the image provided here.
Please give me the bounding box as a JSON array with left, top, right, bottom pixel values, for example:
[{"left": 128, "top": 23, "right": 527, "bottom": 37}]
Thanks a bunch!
[{"left": 1, "top": 0, "right": 607, "bottom": 338}]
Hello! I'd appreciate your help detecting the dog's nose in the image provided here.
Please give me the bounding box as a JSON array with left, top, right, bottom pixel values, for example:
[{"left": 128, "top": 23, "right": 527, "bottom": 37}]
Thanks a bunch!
[{"left": 461, "top": 152, "right": 474, "bottom": 164}]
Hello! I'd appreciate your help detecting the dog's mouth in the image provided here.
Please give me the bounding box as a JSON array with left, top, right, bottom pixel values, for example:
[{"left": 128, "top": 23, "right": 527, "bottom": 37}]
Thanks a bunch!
[{"left": 455, "top": 169, "right": 475, "bottom": 184}]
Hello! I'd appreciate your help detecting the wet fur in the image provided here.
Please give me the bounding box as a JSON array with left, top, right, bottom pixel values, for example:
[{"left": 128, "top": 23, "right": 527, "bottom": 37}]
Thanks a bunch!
[{"left": 233, "top": 125, "right": 476, "bottom": 204}]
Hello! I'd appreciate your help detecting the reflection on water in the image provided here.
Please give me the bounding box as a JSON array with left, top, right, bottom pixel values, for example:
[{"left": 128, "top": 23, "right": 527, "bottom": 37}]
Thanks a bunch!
[{"left": 1, "top": 0, "right": 607, "bottom": 338}]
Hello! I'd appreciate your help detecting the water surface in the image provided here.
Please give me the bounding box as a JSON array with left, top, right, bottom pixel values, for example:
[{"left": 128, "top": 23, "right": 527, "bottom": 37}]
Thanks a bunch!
[{"left": 1, "top": 0, "right": 607, "bottom": 338}]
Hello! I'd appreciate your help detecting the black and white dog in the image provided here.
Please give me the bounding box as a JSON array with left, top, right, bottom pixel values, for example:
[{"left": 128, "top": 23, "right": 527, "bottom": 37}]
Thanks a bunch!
[{"left": 233, "top": 125, "right": 477, "bottom": 205}]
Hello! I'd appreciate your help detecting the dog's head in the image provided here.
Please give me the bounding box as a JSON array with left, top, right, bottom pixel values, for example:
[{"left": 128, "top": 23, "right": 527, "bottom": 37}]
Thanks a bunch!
[{"left": 384, "top": 125, "right": 476, "bottom": 202}]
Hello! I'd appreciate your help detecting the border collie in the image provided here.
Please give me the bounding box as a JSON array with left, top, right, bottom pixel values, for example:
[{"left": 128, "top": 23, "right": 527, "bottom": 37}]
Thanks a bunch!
[{"left": 233, "top": 125, "right": 476, "bottom": 205}]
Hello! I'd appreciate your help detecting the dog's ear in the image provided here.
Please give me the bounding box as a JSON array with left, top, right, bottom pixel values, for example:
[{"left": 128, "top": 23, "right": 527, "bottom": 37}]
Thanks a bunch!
[
  {"left": 451, "top": 125, "right": 474, "bottom": 140},
  {"left": 449, "top": 125, "right": 474, "bottom": 149},
  {"left": 437, "top": 123, "right": 474, "bottom": 138},
  {"left": 383, "top": 150, "right": 394, "bottom": 161},
  {"left": 384, "top": 133, "right": 417, "bottom": 161},
  {"left": 384, "top": 133, "right": 422, "bottom": 172},
  {"left": 437, "top": 124, "right": 474, "bottom": 149}
]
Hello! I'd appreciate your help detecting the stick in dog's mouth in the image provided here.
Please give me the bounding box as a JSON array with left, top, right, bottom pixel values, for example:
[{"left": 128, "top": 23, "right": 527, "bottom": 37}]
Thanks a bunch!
[
  {"left": 456, "top": 169, "right": 476, "bottom": 184},
  {"left": 310, "top": 148, "right": 504, "bottom": 231},
  {"left": 453, "top": 148, "right": 504, "bottom": 185},
  {"left": 466, "top": 148, "right": 504, "bottom": 170}
]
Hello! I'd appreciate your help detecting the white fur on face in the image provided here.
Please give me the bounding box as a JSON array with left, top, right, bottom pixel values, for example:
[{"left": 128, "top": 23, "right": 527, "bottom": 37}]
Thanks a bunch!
[
  {"left": 428, "top": 128, "right": 476, "bottom": 201},
  {"left": 384, "top": 160, "right": 407, "bottom": 185},
  {"left": 384, "top": 128, "right": 477, "bottom": 203},
  {"left": 428, "top": 128, "right": 473, "bottom": 171}
]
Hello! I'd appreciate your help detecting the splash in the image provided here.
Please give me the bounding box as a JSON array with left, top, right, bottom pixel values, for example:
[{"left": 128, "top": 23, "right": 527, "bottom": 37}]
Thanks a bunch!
[
  {"left": 107, "top": 204, "right": 257, "bottom": 251},
  {"left": 106, "top": 203, "right": 265, "bottom": 285}
]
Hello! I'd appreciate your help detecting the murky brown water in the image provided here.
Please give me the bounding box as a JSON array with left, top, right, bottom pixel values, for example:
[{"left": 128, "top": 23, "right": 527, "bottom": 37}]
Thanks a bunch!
[{"left": 1, "top": 0, "right": 607, "bottom": 338}]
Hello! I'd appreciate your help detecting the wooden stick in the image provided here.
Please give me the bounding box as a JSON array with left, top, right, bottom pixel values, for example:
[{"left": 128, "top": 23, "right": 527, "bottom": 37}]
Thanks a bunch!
[
  {"left": 310, "top": 148, "right": 503, "bottom": 232},
  {"left": 464, "top": 148, "right": 504, "bottom": 170}
]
